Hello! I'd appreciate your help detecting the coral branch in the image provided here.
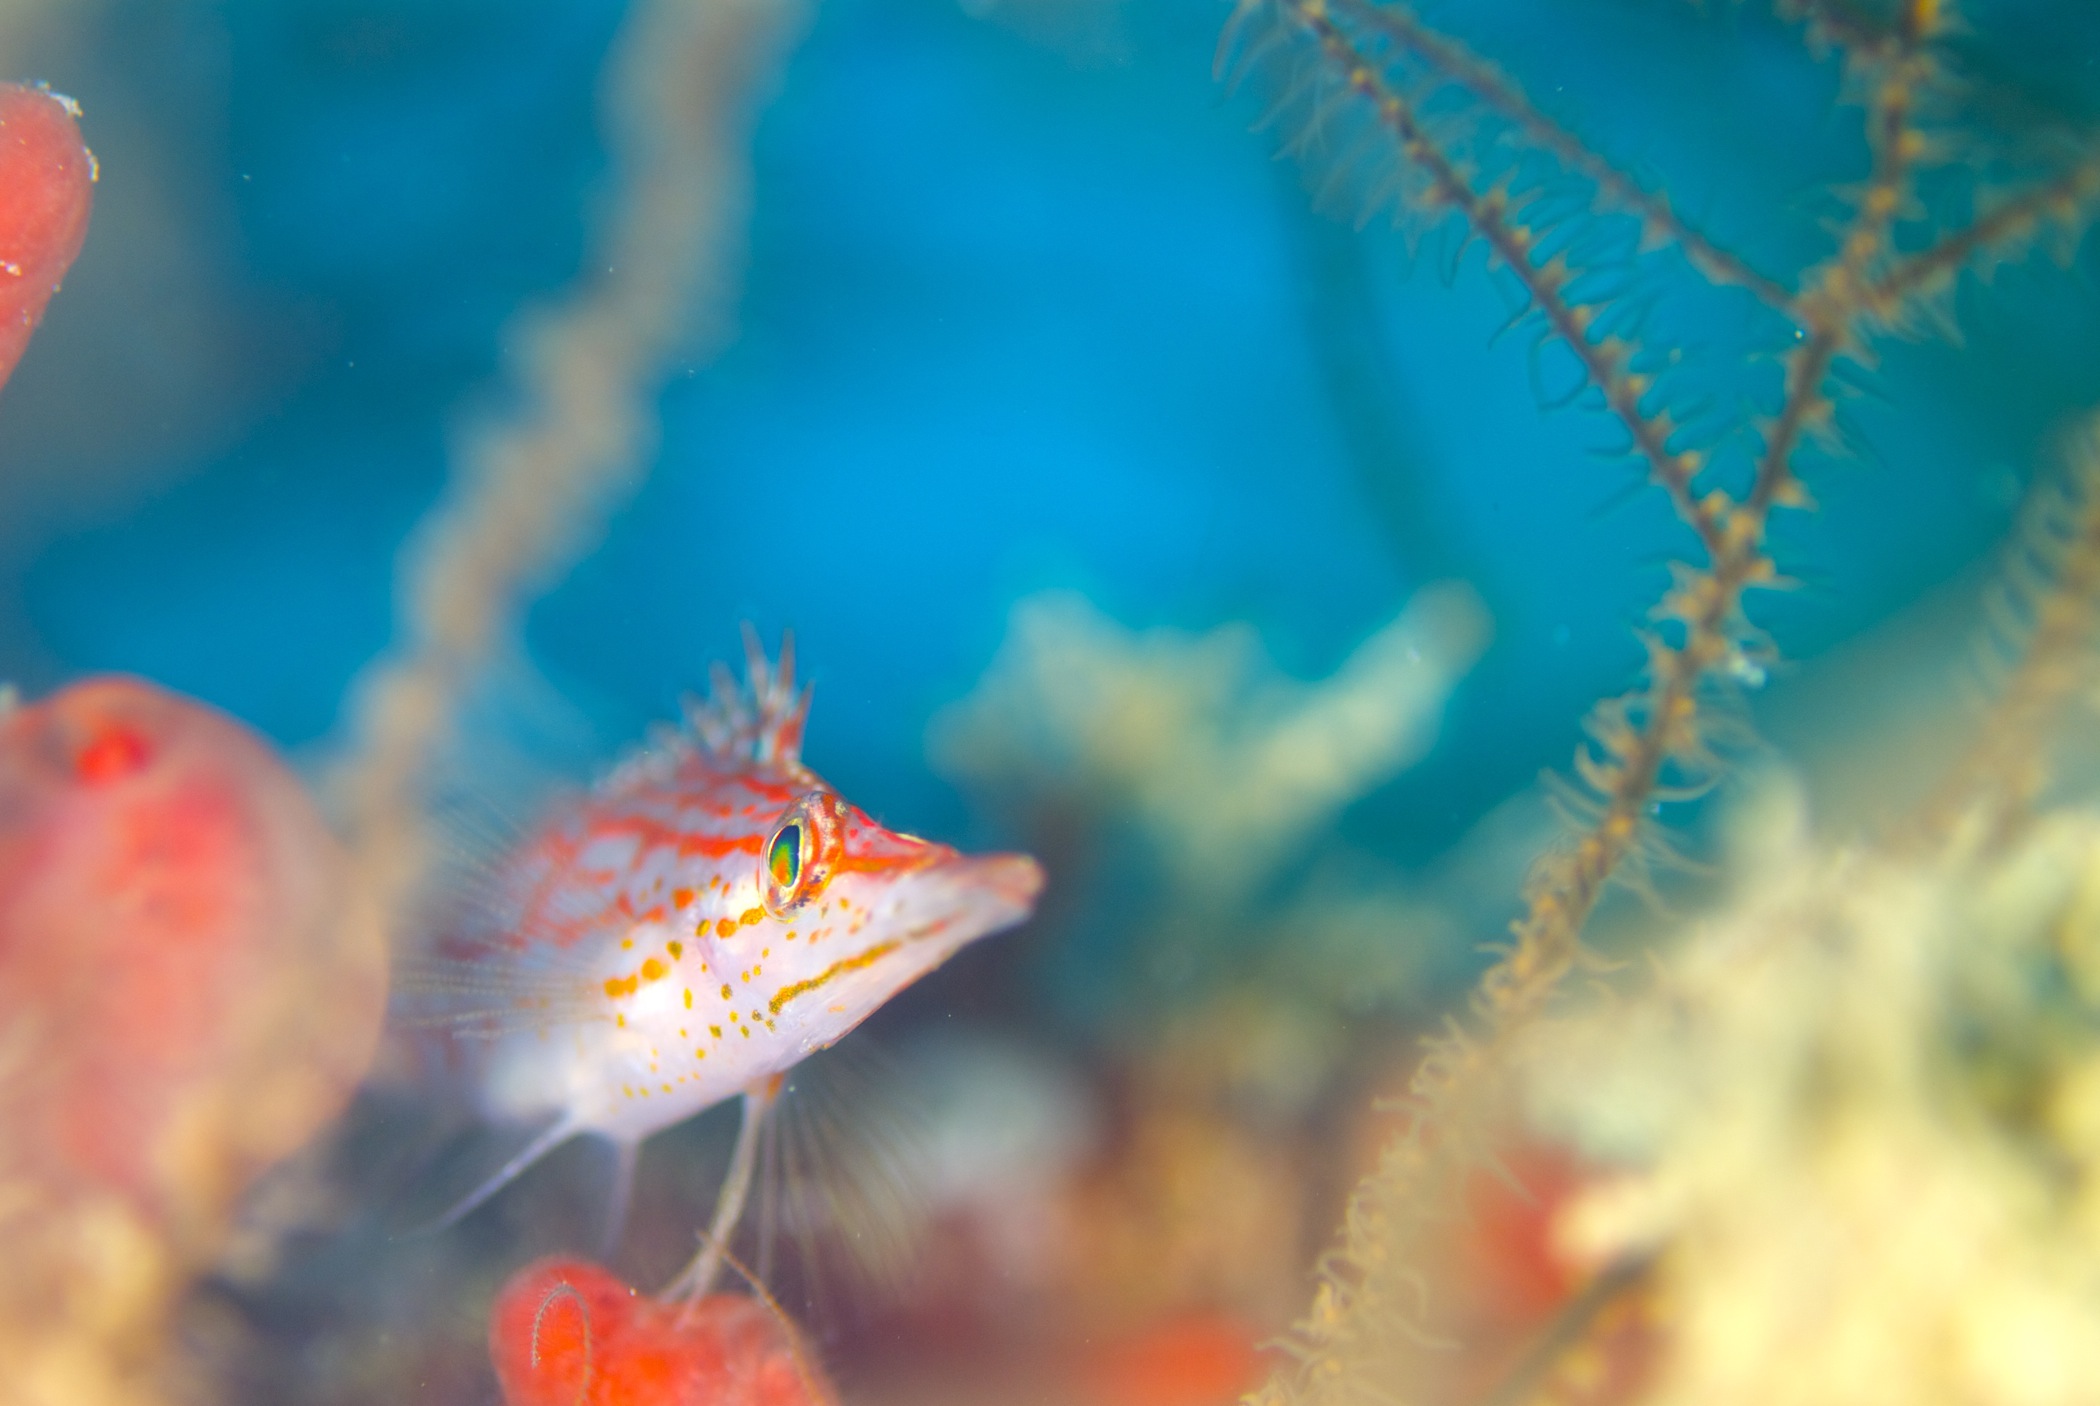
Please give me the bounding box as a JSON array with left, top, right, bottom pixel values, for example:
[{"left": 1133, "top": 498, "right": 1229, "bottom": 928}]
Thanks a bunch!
[
  {"left": 1918, "top": 415, "right": 2100, "bottom": 847},
  {"left": 1238, "top": 5, "right": 1970, "bottom": 1403},
  {"left": 1332, "top": 0, "right": 1794, "bottom": 309},
  {"left": 327, "top": 0, "right": 801, "bottom": 925},
  {"left": 1752, "top": 0, "right": 1936, "bottom": 514},
  {"left": 1275, "top": 0, "right": 1729, "bottom": 563},
  {"left": 1867, "top": 149, "right": 2100, "bottom": 316},
  {"left": 1777, "top": 0, "right": 1938, "bottom": 60}
]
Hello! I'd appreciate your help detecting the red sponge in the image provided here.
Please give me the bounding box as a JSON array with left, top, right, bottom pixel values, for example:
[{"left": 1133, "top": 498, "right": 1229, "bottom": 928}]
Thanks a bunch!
[
  {"left": 490, "top": 1257, "right": 835, "bottom": 1406},
  {"left": 0, "top": 82, "right": 94, "bottom": 396}
]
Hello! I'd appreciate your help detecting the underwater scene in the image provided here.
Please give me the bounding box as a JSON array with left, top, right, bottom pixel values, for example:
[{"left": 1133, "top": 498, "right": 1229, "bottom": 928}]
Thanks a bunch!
[{"left": 5, "top": 0, "right": 2100, "bottom": 1401}]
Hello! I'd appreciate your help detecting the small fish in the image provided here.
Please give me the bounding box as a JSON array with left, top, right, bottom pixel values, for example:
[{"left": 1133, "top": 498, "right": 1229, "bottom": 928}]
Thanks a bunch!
[{"left": 412, "top": 634, "right": 1041, "bottom": 1267}]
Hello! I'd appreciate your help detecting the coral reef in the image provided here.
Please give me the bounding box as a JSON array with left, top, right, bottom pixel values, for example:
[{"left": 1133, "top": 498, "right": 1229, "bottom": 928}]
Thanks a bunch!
[
  {"left": 0, "top": 678, "right": 384, "bottom": 1406},
  {"left": 1529, "top": 779, "right": 2100, "bottom": 1405},
  {"left": 933, "top": 584, "right": 1488, "bottom": 905},
  {"left": 1500, "top": 430, "right": 2100, "bottom": 1405},
  {"left": 8, "top": 0, "right": 2100, "bottom": 1402},
  {"left": 1219, "top": 2, "right": 2100, "bottom": 1401}
]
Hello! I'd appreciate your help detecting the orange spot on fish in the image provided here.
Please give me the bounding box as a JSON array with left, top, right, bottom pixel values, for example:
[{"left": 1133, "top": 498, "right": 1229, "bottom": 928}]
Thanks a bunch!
[
  {"left": 640, "top": 958, "right": 667, "bottom": 982},
  {"left": 672, "top": 887, "right": 694, "bottom": 908},
  {"left": 767, "top": 941, "right": 900, "bottom": 1015},
  {"left": 716, "top": 918, "right": 737, "bottom": 938},
  {"left": 739, "top": 907, "right": 763, "bottom": 928}
]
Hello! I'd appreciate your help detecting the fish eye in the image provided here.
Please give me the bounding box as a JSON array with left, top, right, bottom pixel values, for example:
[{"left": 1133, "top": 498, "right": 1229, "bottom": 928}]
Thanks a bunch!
[
  {"left": 762, "top": 792, "right": 843, "bottom": 917},
  {"left": 768, "top": 822, "right": 803, "bottom": 890}
]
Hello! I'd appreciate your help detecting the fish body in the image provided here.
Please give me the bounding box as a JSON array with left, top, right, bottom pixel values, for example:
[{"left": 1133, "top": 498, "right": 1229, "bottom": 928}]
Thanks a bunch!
[{"left": 422, "top": 640, "right": 1040, "bottom": 1218}]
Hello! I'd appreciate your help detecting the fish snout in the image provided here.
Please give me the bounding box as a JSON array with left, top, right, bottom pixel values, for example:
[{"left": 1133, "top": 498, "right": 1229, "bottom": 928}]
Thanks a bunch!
[{"left": 954, "top": 851, "right": 1044, "bottom": 913}]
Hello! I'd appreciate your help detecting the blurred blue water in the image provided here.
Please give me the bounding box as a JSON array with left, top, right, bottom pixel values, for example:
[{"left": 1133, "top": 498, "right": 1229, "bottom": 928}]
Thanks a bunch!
[{"left": 12, "top": 0, "right": 2100, "bottom": 875}]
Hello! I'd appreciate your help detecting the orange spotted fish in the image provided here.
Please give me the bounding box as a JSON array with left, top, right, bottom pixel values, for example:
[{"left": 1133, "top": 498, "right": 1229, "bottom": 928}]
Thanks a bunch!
[{"left": 415, "top": 635, "right": 1041, "bottom": 1270}]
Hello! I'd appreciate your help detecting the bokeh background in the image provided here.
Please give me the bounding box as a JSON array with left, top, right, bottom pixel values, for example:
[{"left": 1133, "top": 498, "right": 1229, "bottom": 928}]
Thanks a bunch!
[
  {"left": 5, "top": 0, "right": 2100, "bottom": 1402},
  {"left": 10, "top": 0, "right": 2098, "bottom": 838}
]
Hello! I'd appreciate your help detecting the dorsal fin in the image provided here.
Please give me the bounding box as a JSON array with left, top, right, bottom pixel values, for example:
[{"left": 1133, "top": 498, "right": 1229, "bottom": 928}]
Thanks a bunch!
[
  {"left": 597, "top": 627, "right": 812, "bottom": 792},
  {"left": 683, "top": 625, "right": 811, "bottom": 770}
]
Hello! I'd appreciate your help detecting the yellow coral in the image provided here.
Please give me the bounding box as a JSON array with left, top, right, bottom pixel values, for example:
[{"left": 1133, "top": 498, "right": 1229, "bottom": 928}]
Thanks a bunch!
[{"left": 1530, "top": 795, "right": 2100, "bottom": 1406}]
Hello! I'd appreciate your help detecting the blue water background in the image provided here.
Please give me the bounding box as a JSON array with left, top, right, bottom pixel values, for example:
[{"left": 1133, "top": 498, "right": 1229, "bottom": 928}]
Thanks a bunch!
[{"left": 6, "top": 0, "right": 2100, "bottom": 892}]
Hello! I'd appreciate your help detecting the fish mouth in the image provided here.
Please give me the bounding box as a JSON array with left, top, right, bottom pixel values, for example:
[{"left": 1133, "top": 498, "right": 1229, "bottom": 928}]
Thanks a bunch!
[
  {"left": 897, "top": 850, "right": 1042, "bottom": 941},
  {"left": 943, "top": 851, "right": 1043, "bottom": 912}
]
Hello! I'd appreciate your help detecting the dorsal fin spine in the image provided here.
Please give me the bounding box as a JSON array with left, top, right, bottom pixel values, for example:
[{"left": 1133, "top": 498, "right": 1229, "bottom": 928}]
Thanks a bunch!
[{"left": 598, "top": 629, "right": 811, "bottom": 792}]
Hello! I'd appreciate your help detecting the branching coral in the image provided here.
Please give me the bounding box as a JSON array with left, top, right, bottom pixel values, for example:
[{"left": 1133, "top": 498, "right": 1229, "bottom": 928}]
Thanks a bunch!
[
  {"left": 327, "top": 0, "right": 803, "bottom": 935},
  {"left": 1522, "top": 444, "right": 2100, "bottom": 1394},
  {"left": 931, "top": 584, "right": 1488, "bottom": 903},
  {"left": 1528, "top": 793, "right": 2100, "bottom": 1406},
  {"left": 1503, "top": 433, "right": 2100, "bottom": 1406},
  {"left": 1221, "top": 1, "right": 2100, "bottom": 1400},
  {"left": 1919, "top": 419, "right": 2100, "bottom": 850}
]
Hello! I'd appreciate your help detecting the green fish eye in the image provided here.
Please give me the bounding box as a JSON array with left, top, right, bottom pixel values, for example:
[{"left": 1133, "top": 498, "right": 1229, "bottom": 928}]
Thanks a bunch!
[{"left": 768, "top": 822, "right": 803, "bottom": 890}]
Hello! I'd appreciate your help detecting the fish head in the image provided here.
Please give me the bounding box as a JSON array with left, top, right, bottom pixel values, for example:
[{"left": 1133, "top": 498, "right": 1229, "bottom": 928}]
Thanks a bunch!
[{"left": 750, "top": 785, "right": 1041, "bottom": 1049}]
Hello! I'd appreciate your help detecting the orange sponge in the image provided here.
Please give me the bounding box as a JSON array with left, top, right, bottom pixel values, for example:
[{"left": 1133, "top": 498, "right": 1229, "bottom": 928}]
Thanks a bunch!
[{"left": 0, "top": 82, "right": 94, "bottom": 395}]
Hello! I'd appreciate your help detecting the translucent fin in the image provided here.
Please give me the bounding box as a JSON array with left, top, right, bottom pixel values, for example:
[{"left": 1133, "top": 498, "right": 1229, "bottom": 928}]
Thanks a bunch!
[
  {"left": 665, "top": 1081, "right": 778, "bottom": 1299},
  {"left": 684, "top": 626, "right": 813, "bottom": 770},
  {"left": 591, "top": 626, "right": 813, "bottom": 790},
  {"left": 762, "top": 1044, "right": 931, "bottom": 1312},
  {"left": 412, "top": 1113, "right": 582, "bottom": 1236},
  {"left": 601, "top": 1136, "right": 639, "bottom": 1259},
  {"left": 391, "top": 840, "right": 628, "bottom": 1044},
  {"left": 389, "top": 937, "right": 609, "bottom": 1042}
]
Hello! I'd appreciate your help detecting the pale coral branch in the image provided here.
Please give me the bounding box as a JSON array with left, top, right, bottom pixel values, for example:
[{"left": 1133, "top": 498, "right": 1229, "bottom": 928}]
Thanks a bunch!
[
  {"left": 328, "top": 0, "right": 802, "bottom": 926},
  {"left": 1916, "top": 416, "right": 2100, "bottom": 848}
]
